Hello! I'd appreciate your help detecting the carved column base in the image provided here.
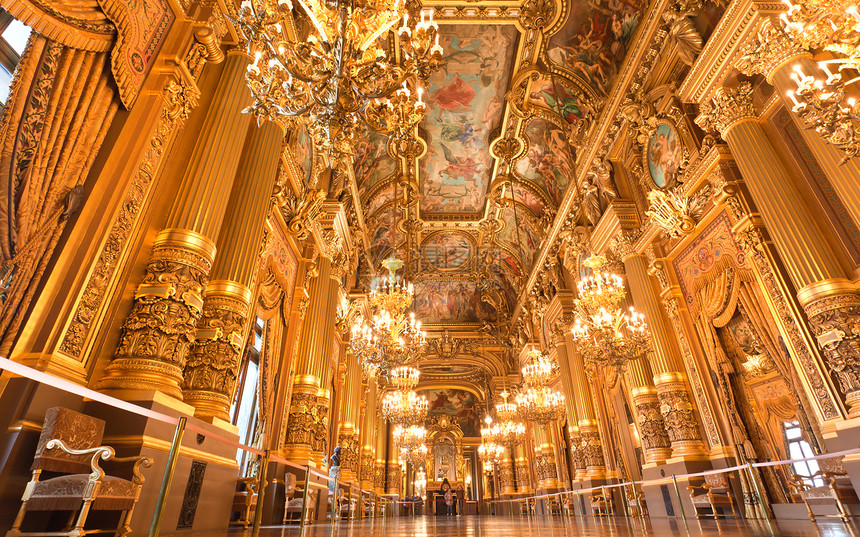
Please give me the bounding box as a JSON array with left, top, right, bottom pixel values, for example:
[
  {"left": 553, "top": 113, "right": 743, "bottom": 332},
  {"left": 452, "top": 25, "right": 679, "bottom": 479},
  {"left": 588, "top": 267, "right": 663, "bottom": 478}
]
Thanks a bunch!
[
  {"left": 499, "top": 458, "right": 516, "bottom": 494},
  {"left": 359, "top": 449, "right": 375, "bottom": 490},
  {"left": 283, "top": 385, "right": 319, "bottom": 464},
  {"left": 631, "top": 386, "right": 673, "bottom": 464},
  {"left": 386, "top": 462, "right": 402, "bottom": 496},
  {"left": 535, "top": 447, "right": 558, "bottom": 489},
  {"left": 373, "top": 460, "right": 386, "bottom": 495},
  {"left": 579, "top": 420, "right": 606, "bottom": 479},
  {"left": 182, "top": 281, "right": 251, "bottom": 422},
  {"left": 98, "top": 229, "right": 215, "bottom": 400},
  {"left": 799, "top": 281, "right": 860, "bottom": 417},
  {"left": 569, "top": 426, "right": 587, "bottom": 480},
  {"left": 311, "top": 394, "right": 331, "bottom": 467},
  {"left": 655, "top": 372, "right": 708, "bottom": 458},
  {"left": 337, "top": 427, "right": 359, "bottom": 484}
]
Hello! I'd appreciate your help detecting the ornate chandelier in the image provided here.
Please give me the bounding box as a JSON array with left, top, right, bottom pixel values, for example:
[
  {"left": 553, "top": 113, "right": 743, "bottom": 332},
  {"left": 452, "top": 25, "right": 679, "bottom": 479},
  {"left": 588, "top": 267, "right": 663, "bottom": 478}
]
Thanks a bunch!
[
  {"left": 515, "top": 350, "right": 566, "bottom": 425},
  {"left": 569, "top": 256, "right": 650, "bottom": 373},
  {"left": 236, "top": 0, "right": 442, "bottom": 155},
  {"left": 394, "top": 424, "right": 428, "bottom": 463},
  {"left": 351, "top": 257, "right": 427, "bottom": 377},
  {"left": 478, "top": 440, "right": 505, "bottom": 469},
  {"left": 779, "top": 0, "right": 860, "bottom": 161},
  {"left": 381, "top": 386, "right": 429, "bottom": 425}
]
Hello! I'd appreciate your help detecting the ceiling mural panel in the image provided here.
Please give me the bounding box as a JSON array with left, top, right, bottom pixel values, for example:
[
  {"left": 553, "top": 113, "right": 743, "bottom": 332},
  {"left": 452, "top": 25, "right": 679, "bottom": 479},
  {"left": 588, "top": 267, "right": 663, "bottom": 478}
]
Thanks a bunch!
[
  {"left": 526, "top": 75, "right": 592, "bottom": 124},
  {"left": 514, "top": 118, "right": 572, "bottom": 206},
  {"left": 421, "top": 388, "right": 482, "bottom": 437},
  {"left": 366, "top": 183, "right": 396, "bottom": 216},
  {"left": 355, "top": 131, "right": 396, "bottom": 195},
  {"left": 369, "top": 211, "right": 405, "bottom": 266},
  {"left": 419, "top": 24, "right": 518, "bottom": 217},
  {"left": 422, "top": 231, "right": 474, "bottom": 271},
  {"left": 546, "top": 0, "right": 644, "bottom": 95},
  {"left": 496, "top": 206, "right": 541, "bottom": 271},
  {"left": 412, "top": 279, "right": 493, "bottom": 324}
]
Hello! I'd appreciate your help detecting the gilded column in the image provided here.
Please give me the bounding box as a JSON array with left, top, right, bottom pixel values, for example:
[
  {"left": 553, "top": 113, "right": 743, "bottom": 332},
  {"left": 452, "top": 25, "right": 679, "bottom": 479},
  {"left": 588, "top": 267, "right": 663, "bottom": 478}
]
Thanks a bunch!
[
  {"left": 374, "top": 417, "right": 387, "bottom": 495},
  {"left": 697, "top": 83, "right": 860, "bottom": 417},
  {"left": 514, "top": 443, "right": 533, "bottom": 493},
  {"left": 568, "top": 424, "right": 586, "bottom": 480},
  {"left": 336, "top": 349, "right": 361, "bottom": 483},
  {"left": 498, "top": 447, "right": 516, "bottom": 495},
  {"left": 562, "top": 332, "right": 607, "bottom": 478},
  {"left": 740, "top": 19, "right": 860, "bottom": 229},
  {"left": 99, "top": 52, "right": 253, "bottom": 398},
  {"left": 359, "top": 378, "right": 378, "bottom": 491},
  {"left": 386, "top": 423, "right": 401, "bottom": 497},
  {"left": 182, "top": 120, "right": 284, "bottom": 421},
  {"left": 622, "top": 252, "right": 707, "bottom": 457},
  {"left": 627, "top": 357, "right": 673, "bottom": 464},
  {"left": 283, "top": 253, "right": 336, "bottom": 464}
]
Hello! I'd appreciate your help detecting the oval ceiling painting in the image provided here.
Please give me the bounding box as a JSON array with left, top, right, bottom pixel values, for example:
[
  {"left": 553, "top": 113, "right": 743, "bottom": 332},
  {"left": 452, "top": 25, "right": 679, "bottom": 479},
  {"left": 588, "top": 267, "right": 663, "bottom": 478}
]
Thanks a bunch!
[{"left": 646, "top": 122, "right": 681, "bottom": 189}]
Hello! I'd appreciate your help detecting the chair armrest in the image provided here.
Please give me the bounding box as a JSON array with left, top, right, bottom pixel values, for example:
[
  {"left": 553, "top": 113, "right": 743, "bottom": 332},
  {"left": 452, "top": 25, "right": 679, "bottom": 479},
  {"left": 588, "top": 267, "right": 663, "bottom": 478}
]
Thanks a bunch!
[
  {"left": 46, "top": 439, "right": 113, "bottom": 481},
  {"left": 687, "top": 484, "right": 707, "bottom": 491},
  {"left": 109, "top": 455, "right": 154, "bottom": 485}
]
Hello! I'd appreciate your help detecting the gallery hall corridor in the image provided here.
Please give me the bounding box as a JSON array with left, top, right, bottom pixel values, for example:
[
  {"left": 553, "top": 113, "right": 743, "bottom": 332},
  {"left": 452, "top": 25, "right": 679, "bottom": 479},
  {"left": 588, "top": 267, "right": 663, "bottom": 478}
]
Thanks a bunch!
[{"left": 213, "top": 517, "right": 860, "bottom": 537}]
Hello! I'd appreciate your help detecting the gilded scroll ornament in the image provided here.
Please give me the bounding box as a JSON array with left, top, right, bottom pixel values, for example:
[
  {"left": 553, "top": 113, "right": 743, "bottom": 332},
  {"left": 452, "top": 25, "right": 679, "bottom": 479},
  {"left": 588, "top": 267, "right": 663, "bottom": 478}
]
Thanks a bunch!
[
  {"left": 359, "top": 451, "right": 375, "bottom": 483},
  {"left": 535, "top": 449, "right": 557, "bottom": 484},
  {"left": 285, "top": 391, "right": 318, "bottom": 447},
  {"left": 655, "top": 373, "right": 707, "bottom": 456},
  {"left": 338, "top": 431, "right": 360, "bottom": 474}
]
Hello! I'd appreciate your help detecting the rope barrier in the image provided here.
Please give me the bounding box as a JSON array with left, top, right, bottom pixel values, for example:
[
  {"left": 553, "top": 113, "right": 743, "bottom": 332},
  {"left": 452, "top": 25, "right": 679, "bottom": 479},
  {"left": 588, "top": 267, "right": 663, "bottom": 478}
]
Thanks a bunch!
[{"left": 7, "top": 355, "right": 860, "bottom": 523}]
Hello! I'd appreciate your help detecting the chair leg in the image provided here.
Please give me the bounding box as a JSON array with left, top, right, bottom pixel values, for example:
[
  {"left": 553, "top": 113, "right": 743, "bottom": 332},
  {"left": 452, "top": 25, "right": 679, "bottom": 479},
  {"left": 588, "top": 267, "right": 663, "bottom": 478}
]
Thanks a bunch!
[
  {"left": 802, "top": 499, "right": 816, "bottom": 522},
  {"left": 7, "top": 500, "right": 29, "bottom": 536},
  {"left": 834, "top": 496, "right": 850, "bottom": 523},
  {"left": 70, "top": 499, "right": 95, "bottom": 537}
]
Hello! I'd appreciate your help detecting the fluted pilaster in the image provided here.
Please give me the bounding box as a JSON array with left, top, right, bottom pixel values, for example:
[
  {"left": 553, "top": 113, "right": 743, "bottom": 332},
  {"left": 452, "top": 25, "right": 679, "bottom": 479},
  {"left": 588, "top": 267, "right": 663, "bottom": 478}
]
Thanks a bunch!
[{"left": 99, "top": 53, "right": 253, "bottom": 399}]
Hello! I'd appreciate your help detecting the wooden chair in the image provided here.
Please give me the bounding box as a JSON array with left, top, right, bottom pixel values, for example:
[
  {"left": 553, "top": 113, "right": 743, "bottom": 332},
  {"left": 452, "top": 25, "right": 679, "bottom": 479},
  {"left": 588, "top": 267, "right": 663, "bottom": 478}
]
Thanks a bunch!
[
  {"left": 626, "top": 486, "right": 648, "bottom": 517},
  {"left": 590, "top": 491, "right": 614, "bottom": 516},
  {"left": 562, "top": 493, "right": 577, "bottom": 516},
  {"left": 687, "top": 473, "right": 737, "bottom": 518},
  {"left": 7, "top": 407, "right": 152, "bottom": 537},
  {"left": 547, "top": 496, "right": 563, "bottom": 516},
  {"left": 230, "top": 475, "right": 258, "bottom": 528},
  {"left": 789, "top": 456, "right": 860, "bottom": 522}
]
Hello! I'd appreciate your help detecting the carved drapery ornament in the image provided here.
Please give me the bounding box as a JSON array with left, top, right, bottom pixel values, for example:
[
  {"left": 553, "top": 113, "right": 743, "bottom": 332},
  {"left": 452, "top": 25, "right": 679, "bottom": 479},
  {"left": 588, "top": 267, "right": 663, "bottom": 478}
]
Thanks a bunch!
[
  {"left": 337, "top": 430, "right": 360, "bottom": 475},
  {"left": 534, "top": 449, "right": 557, "bottom": 485},
  {"left": 285, "top": 391, "right": 319, "bottom": 449},
  {"left": 386, "top": 462, "right": 401, "bottom": 493},
  {"left": 579, "top": 424, "right": 605, "bottom": 471},
  {"left": 359, "top": 451, "right": 375, "bottom": 484},
  {"left": 695, "top": 82, "right": 757, "bottom": 136}
]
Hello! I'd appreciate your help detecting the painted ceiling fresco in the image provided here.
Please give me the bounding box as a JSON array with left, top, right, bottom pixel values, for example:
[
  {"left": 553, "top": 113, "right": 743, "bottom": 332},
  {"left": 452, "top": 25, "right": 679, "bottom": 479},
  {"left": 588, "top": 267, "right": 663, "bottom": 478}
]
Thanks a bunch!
[
  {"left": 422, "top": 231, "right": 474, "bottom": 271},
  {"left": 514, "top": 118, "right": 573, "bottom": 207},
  {"left": 547, "top": 0, "right": 645, "bottom": 95},
  {"left": 419, "top": 24, "right": 517, "bottom": 217},
  {"left": 421, "top": 388, "right": 482, "bottom": 437},
  {"left": 355, "top": 130, "right": 396, "bottom": 198},
  {"left": 496, "top": 206, "right": 542, "bottom": 272}
]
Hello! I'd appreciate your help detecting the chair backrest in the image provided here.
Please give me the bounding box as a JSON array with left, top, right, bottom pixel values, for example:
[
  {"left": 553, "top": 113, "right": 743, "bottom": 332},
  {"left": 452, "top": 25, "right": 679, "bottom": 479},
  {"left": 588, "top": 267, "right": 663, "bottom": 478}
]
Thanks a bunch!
[
  {"left": 285, "top": 472, "right": 297, "bottom": 494},
  {"left": 819, "top": 456, "right": 846, "bottom": 475},
  {"left": 704, "top": 473, "right": 728, "bottom": 490},
  {"left": 32, "top": 407, "right": 105, "bottom": 474}
]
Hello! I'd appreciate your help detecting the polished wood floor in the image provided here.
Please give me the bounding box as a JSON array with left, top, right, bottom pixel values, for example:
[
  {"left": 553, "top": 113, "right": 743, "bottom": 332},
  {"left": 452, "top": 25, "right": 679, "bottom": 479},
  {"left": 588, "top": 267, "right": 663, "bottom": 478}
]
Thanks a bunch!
[{"left": 209, "top": 516, "right": 860, "bottom": 537}]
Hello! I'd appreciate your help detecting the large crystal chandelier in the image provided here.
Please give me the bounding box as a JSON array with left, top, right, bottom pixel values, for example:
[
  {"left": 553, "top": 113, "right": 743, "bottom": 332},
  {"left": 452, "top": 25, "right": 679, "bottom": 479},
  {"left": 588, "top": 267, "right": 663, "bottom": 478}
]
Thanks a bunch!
[
  {"left": 394, "top": 424, "right": 428, "bottom": 463},
  {"left": 515, "top": 350, "right": 566, "bottom": 425},
  {"left": 780, "top": 0, "right": 860, "bottom": 161},
  {"left": 351, "top": 257, "right": 427, "bottom": 377},
  {"left": 380, "top": 365, "right": 429, "bottom": 424},
  {"left": 482, "top": 391, "right": 526, "bottom": 446},
  {"left": 235, "top": 0, "right": 443, "bottom": 154},
  {"left": 569, "top": 255, "right": 650, "bottom": 373},
  {"left": 478, "top": 438, "right": 505, "bottom": 470}
]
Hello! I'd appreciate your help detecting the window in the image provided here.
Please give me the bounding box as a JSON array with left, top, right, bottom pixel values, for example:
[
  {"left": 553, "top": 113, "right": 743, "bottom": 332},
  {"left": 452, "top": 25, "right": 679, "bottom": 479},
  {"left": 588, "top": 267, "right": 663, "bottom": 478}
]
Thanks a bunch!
[
  {"left": 0, "top": 11, "right": 31, "bottom": 105},
  {"left": 783, "top": 421, "right": 824, "bottom": 487},
  {"left": 231, "top": 317, "right": 265, "bottom": 475}
]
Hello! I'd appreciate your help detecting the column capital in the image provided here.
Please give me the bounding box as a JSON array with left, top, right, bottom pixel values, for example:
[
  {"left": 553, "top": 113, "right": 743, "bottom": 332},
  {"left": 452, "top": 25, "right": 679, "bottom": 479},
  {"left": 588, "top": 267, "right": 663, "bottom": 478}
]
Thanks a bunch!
[
  {"left": 695, "top": 82, "right": 757, "bottom": 137},
  {"left": 737, "top": 19, "right": 810, "bottom": 83}
]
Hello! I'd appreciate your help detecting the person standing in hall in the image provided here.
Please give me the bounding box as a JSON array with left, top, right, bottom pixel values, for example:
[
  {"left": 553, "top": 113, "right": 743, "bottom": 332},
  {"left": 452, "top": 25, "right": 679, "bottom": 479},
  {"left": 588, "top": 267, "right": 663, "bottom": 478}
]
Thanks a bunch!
[
  {"left": 455, "top": 482, "right": 465, "bottom": 516},
  {"left": 441, "top": 478, "right": 454, "bottom": 516}
]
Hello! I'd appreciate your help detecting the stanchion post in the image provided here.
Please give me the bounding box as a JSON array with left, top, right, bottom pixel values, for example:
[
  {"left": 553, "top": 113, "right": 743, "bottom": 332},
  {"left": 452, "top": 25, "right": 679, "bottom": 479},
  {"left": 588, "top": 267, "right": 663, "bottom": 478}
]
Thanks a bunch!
[
  {"left": 149, "top": 417, "right": 186, "bottom": 537},
  {"left": 251, "top": 449, "right": 270, "bottom": 536},
  {"left": 300, "top": 465, "right": 312, "bottom": 530},
  {"left": 671, "top": 474, "right": 687, "bottom": 521},
  {"left": 746, "top": 462, "right": 771, "bottom": 521}
]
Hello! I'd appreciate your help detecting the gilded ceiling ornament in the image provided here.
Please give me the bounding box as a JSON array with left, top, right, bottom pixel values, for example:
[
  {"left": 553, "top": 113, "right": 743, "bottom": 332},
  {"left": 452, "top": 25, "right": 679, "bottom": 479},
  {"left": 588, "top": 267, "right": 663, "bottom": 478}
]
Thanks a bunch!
[
  {"left": 663, "top": 5, "right": 703, "bottom": 66},
  {"left": 694, "top": 82, "right": 757, "bottom": 136},
  {"left": 582, "top": 158, "right": 617, "bottom": 226},
  {"left": 644, "top": 184, "right": 710, "bottom": 239},
  {"left": 274, "top": 185, "right": 326, "bottom": 240},
  {"left": 737, "top": 19, "right": 808, "bottom": 80},
  {"left": 518, "top": 0, "right": 555, "bottom": 30}
]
